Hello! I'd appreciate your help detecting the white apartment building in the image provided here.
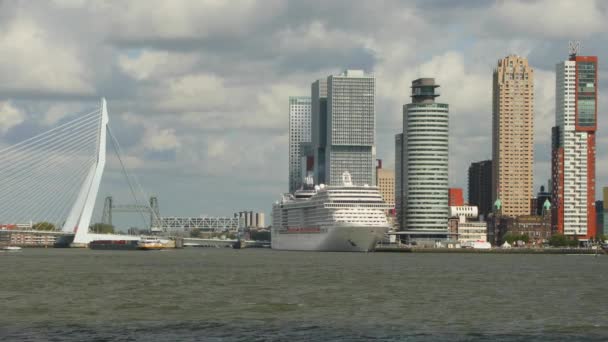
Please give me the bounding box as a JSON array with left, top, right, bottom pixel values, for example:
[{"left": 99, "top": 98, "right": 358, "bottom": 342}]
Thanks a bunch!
[{"left": 551, "top": 53, "right": 598, "bottom": 238}]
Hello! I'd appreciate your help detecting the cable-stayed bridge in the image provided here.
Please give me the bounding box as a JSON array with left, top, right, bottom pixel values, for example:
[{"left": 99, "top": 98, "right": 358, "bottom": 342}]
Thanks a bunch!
[{"left": 0, "top": 99, "right": 155, "bottom": 246}]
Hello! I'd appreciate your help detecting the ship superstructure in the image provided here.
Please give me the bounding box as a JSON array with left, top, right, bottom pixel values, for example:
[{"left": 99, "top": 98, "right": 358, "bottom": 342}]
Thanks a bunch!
[{"left": 272, "top": 172, "right": 390, "bottom": 252}]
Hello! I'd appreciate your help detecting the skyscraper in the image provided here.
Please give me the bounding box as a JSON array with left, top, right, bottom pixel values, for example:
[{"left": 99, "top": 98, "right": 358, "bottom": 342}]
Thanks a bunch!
[
  {"left": 400, "top": 78, "right": 449, "bottom": 239},
  {"left": 603, "top": 187, "right": 608, "bottom": 238},
  {"left": 325, "top": 70, "right": 376, "bottom": 186},
  {"left": 375, "top": 160, "right": 395, "bottom": 208},
  {"left": 468, "top": 160, "right": 492, "bottom": 218},
  {"left": 492, "top": 55, "right": 534, "bottom": 218},
  {"left": 288, "top": 96, "right": 311, "bottom": 192},
  {"left": 395, "top": 133, "right": 403, "bottom": 229},
  {"left": 311, "top": 79, "right": 327, "bottom": 185},
  {"left": 551, "top": 48, "right": 598, "bottom": 239}
]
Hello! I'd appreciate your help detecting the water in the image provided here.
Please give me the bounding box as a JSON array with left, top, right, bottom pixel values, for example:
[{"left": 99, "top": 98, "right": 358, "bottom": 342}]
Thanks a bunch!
[{"left": 1, "top": 248, "right": 607, "bottom": 341}]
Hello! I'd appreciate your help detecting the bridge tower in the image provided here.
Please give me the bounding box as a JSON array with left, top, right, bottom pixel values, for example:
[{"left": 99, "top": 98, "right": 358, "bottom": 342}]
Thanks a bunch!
[
  {"left": 150, "top": 196, "right": 161, "bottom": 230},
  {"left": 101, "top": 196, "right": 113, "bottom": 226},
  {"left": 62, "top": 98, "right": 109, "bottom": 245}
]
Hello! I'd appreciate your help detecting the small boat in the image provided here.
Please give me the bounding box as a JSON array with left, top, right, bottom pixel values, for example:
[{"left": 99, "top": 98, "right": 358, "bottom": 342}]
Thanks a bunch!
[
  {"left": 1, "top": 246, "right": 22, "bottom": 251},
  {"left": 137, "top": 238, "right": 164, "bottom": 250}
]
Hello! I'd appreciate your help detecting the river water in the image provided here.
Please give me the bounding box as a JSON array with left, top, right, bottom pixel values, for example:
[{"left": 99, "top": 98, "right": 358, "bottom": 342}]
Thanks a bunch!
[{"left": 1, "top": 248, "right": 607, "bottom": 341}]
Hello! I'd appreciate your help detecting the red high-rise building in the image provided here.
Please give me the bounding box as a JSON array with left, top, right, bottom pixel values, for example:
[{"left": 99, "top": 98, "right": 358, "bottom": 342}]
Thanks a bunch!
[
  {"left": 551, "top": 46, "right": 598, "bottom": 240},
  {"left": 448, "top": 188, "right": 464, "bottom": 207}
]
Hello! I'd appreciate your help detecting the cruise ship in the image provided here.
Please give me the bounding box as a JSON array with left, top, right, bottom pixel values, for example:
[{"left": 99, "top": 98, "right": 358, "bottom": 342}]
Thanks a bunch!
[{"left": 272, "top": 172, "right": 391, "bottom": 252}]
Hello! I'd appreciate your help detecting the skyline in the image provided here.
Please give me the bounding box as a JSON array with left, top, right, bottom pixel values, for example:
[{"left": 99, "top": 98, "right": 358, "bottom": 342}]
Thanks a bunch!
[{"left": 0, "top": 1, "right": 607, "bottom": 228}]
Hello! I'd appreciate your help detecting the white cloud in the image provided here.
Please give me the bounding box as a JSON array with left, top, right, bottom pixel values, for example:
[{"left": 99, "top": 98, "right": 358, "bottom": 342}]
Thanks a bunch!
[
  {"left": 0, "top": 16, "right": 94, "bottom": 96},
  {"left": 118, "top": 50, "right": 200, "bottom": 81},
  {"left": 485, "top": 0, "right": 607, "bottom": 39},
  {"left": 1, "top": 1, "right": 607, "bottom": 219},
  {"left": 106, "top": 0, "right": 285, "bottom": 42},
  {"left": 143, "top": 127, "right": 181, "bottom": 152},
  {"left": 0, "top": 101, "right": 25, "bottom": 133},
  {"left": 418, "top": 52, "right": 490, "bottom": 115},
  {"left": 156, "top": 73, "right": 230, "bottom": 112}
]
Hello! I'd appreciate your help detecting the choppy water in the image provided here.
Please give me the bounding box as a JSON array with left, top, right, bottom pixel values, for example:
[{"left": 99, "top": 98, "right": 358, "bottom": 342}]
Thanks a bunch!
[{"left": 1, "top": 248, "right": 607, "bottom": 341}]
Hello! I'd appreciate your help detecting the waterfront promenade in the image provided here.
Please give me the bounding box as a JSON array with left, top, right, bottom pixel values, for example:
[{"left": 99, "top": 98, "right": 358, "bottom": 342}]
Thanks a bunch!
[{"left": 376, "top": 246, "right": 603, "bottom": 254}]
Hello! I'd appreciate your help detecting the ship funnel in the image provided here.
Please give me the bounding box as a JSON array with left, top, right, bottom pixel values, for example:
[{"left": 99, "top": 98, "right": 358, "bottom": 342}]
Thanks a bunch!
[
  {"left": 342, "top": 171, "right": 353, "bottom": 186},
  {"left": 304, "top": 174, "right": 314, "bottom": 188}
]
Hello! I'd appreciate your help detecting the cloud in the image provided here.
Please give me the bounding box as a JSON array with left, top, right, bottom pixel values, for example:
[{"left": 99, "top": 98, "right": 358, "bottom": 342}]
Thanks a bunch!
[
  {"left": 484, "top": 0, "right": 607, "bottom": 39},
  {"left": 156, "top": 73, "right": 230, "bottom": 112},
  {"left": 1, "top": 0, "right": 607, "bottom": 223},
  {"left": 0, "top": 101, "right": 26, "bottom": 133},
  {"left": 118, "top": 50, "right": 200, "bottom": 81},
  {"left": 143, "top": 127, "right": 181, "bottom": 152},
  {"left": 0, "top": 15, "right": 94, "bottom": 97}
]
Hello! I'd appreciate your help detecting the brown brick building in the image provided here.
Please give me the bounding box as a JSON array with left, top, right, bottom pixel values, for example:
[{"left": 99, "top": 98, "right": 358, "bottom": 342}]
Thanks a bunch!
[{"left": 492, "top": 55, "right": 534, "bottom": 218}]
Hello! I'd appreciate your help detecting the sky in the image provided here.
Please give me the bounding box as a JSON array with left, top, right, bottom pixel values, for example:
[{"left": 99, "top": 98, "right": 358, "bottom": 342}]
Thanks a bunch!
[{"left": 0, "top": 0, "right": 607, "bottom": 229}]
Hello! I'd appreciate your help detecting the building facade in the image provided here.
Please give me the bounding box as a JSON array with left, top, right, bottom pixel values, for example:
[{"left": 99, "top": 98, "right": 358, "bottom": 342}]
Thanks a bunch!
[
  {"left": 551, "top": 51, "right": 598, "bottom": 239},
  {"left": 395, "top": 133, "right": 404, "bottom": 229},
  {"left": 603, "top": 187, "right": 608, "bottom": 238},
  {"left": 497, "top": 215, "right": 552, "bottom": 246},
  {"left": 376, "top": 161, "right": 395, "bottom": 208},
  {"left": 0, "top": 229, "right": 63, "bottom": 247},
  {"left": 400, "top": 78, "right": 449, "bottom": 237},
  {"left": 448, "top": 188, "right": 464, "bottom": 206},
  {"left": 468, "top": 160, "right": 493, "bottom": 218},
  {"left": 289, "top": 96, "right": 312, "bottom": 192},
  {"left": 311, "top": 79, "right": 328, "bottom": 185},
  {"left": 532, "top": 185, "right": 551, "bottom": 216},
  {"left": 492, "top": 55, "right": 535, "bottom": 218},
  {"left": 325, "top": 70, "right": 376, "bottom": 186},
  {"left": 448, "top": 206, "right": 487, "bottom": 244},
  {"left": 595, "top": 201, "right": 603, "bottom": 238}
]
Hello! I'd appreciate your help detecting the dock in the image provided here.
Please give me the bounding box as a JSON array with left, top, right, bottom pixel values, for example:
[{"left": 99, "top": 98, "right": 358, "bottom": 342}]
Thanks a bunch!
[{"left": 375, "top": 246, "right": 604, "bottom": 254}]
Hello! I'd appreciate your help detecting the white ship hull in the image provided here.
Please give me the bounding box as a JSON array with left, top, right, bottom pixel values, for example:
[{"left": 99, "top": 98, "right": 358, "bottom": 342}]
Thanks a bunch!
[{"left": 272, "top": 223, "right": 388, "bottom": 252}]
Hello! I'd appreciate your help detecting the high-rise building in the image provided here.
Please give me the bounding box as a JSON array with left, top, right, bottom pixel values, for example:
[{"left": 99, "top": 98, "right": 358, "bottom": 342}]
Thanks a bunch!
[
  {"left": 395, "top": 133, "right": 404, "bottom": 229},
  {"left": 468, "top": 160, "right": 493, "bottom": 218},
  {"left": 551, "top": 49, "right": 598, "bottom": 239},
  {"left": 289, "top": 96, "right": 311, "bottom": 192},
  {"left": 299, "top": 142, "right": 314, "bottom": 184},
  {"left": 595, "top": 201, "right": 603, "bottom": 238},
  {"left": 311, "top": 79, "right": 328, "bottom": 185},
  {"left": 534, "top": 185, "right": 551, "bottom": 216},
  {"left": 324, "top": 70, "right": 376, "bottom": 186},
  {"left": 399, "top": 78, "right": 449, "bottom": 241},
  {"left": 256, "top": 212, "right": 265, "bottom": 228},
  {"left": 492, "top": 55, "right": 535, "bottom": 218},
  {"left": 376, "top": 160, "right": 395, "bottom": 208},
  {"left": 448, "top": 188, "right": 464, "bottom": 206},
  {"left": 603, "top": 187, "right": 608, "bottom": 238}
]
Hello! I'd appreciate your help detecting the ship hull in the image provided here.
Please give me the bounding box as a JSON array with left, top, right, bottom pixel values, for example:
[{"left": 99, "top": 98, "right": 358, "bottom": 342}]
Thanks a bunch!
[
  {"left": 272, "top": 224, "right": 388, "bottom": 252},
  {"left": 89, "top": 240, "right": 139, "bottom": 250}
]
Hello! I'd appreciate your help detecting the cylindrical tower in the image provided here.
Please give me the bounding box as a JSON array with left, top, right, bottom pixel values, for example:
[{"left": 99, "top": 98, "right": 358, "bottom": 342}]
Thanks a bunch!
[
  {"left": 247, "top": 211, "right": 254, "bottom": 228},
  {"left": 403, "top": 78, "right": 449, "bottom": 232}
]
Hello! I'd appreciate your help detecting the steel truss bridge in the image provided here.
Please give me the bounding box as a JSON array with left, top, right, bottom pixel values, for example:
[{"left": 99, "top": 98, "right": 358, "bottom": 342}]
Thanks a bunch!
[
  {"left": 159, "top": 216, "right": 243, "bottom": 234},
  {"left": 101, "top": 196, "right": 161, "bottom": 229}
]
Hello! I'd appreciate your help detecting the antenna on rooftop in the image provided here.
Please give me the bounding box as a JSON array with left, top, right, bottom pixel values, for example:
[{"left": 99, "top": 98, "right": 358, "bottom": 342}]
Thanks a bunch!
[{"left": 568, "top": 40, "right": 580, "bottom": 58}]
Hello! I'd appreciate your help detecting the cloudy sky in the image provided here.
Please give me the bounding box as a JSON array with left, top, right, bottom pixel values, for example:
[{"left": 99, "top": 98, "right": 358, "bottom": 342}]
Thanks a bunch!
[{"left": 0, "top": 0, "right": 607, "bottom": 228}]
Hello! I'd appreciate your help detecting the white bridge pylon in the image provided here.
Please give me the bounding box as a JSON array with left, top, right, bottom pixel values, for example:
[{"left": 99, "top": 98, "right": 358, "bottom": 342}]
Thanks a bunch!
[
  {"left": 62, "top": 98, "right": 108, "bottom": 244},
  {"left": 0, "top": 98, "right": 140, "bottom": 244}
]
